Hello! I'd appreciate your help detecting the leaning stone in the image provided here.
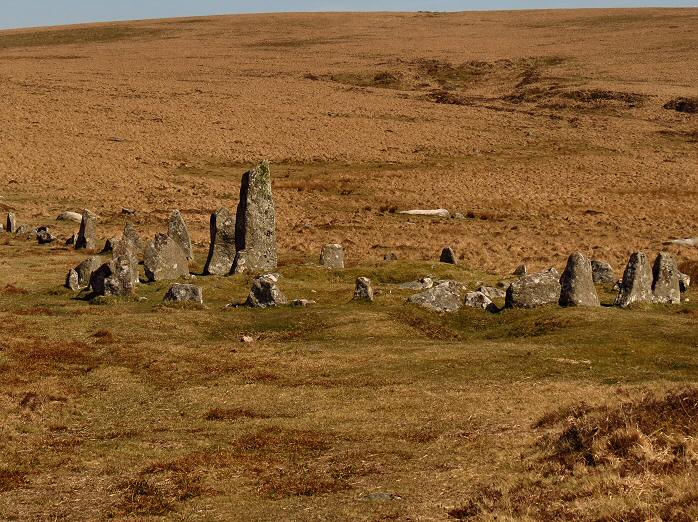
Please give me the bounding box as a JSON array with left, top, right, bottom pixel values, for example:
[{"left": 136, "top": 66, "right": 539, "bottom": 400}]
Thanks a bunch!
[
  {"left": 408, "top": 280, "right": 467, "bottom": 312},
  {"left": 591, "top": 259, "right": 616, "bottom": 284},
  {"left": 75, "top": 209, "right": 98, "bottom": 250},
  {"left": 163, "top": 283, "right": 203, "bottom": 305},
  {"left": 6, "top": 213, "right": 17, "bottom": 233},
  {"left": 353, "top": 277, "right": 374, "bottom": 302},
  {"left": 559, "top": 252, "right": 600, "bottom": 307},
  {"left": 144, "top": 234, "right": 190, "bottom": 282},
  {"left": 440, "top": 247, "right": 457, "bottom": 264},
  {"left": 399, "top": 278, "right": 434, "bottom": 290},
  {"left": 680, "top": 273, "right": 691, "bottom": 293},
  {"left": 464, "top": 291, "right": 498, "bottom": 313},
  {"left": 320, "top": 244, "right": 345, "bottom": 269},
  {"left": 614, "top": 252, "right": 653, "bottom": 308},
  {"left": 168, "top": 210, "right": 193, "bottom": 261},
  {"left": 513, "top": 264, "right": 528, "bottom": 276},
  {"left": 245, "top": 274, "right": 288, "bottom": 308},
  {"left": 56, "top": 211, "right": 83, "bottom": 223},
  {"left": 652, "top": 252, "right": 681, "bottom": 304},
  {"left": 505, "top": 268, "right": 561, "bottom": 309},
  {"left": 90, "top": 256, "right": 136, "bottom": 297},
  {"left": 204, "top": 207, "right": 236, "bottom": 275},
  {"left": 232, "top": 161, "right": 277, "bottom": 274},
  {"left": 65, "top": 233, "right": 78, "bottom": 246},
  {"left": 36, "top": 226, "right": 56, "bottom": 245}
]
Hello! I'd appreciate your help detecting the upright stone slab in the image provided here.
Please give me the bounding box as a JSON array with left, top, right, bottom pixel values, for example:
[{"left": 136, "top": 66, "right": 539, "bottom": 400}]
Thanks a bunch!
[
  {"left": 614, "top": 252, "right": 653, "bottom": 308},
  {"left": 66, "top": 256, "right": 102, "bottom": 291},
  {"left": 591, "top": 259, "right": 616, "bottom": 284},
  {"left": 353, "top": 277, "right": 374, "bottom": 302},
  {"left": 246, "top": 274, "right": 287, "bottom": 308},
  {"left": 90, "top": 256, "right": 136, "bottom": 297},
  {"left": 505, "top": 268, "right": 561, "bottom": 309},
  {"left": 112, "top": 238, "right": 140, "bottom": 286},
  {"left": 440, "top": 247, "right": 457, "bottom": 264},
  {"left": 320, "top": 244, "right": 345, "bottom": 269},
  {"left": 144, "top": 233, "right": 189, "bottom": 282},
  {"left": 122, "top": 223, "right": 145, "bottom": 258},
  {"left": 75, "top": 209, "right": 97, "bottom": 250},
  {"left": 652, "top": 252, "right": 681, "bottom": 304},
  {"left": 232, "top": 161, "right": 277, "bottom": 274},
  {"left": 6, "top": 213, "right": 17, "bottom": 234},
  {"left": 204, "top": 208, "right": 236, "bottom": 276},
  {"left": 168, "top": 210, "right": 193, "bottom": 261},
  {"left": 559, "top": 252, "right": 600, "bottom": 307}
]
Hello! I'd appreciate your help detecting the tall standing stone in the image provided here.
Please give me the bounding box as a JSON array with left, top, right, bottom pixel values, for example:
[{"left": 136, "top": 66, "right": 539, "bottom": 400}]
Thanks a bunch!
[
  {"left": 65, "top": 256, "right": 102, "bottom": 291},
  {"left": 652, "top": 252, "right": 681, "bottom": 304},
  {"left": 6, "top": 213, "right": 17, "bottom": 234},
  {"left": 440, "top": 247, "right": 457, "bottom": 264},
  {"left": 353, "top": 277, "right": 374, "bottom": 302},
  {"left": 232, "top": 161, "right": 277, "bottom": 274},
  {"left": 75, "top": 209, "right": 97, "bottom": 250},
  {"left": 144, "top": 233, "right": 190, "bottom": 282},
  {"left": 614, "top": 252, "right": 653, "bottom": 308},
  {"left": 204, "top": 208, "right": 236, "bottom": 275},
  {"left": 559, "top": 252, "right": 600, "bottom": 307},
  {"left": 320, "top": 244, "right": 345, "bottom": 269},
  {"left": 168, "top": 210, "right": 193, "bottom": 261}
]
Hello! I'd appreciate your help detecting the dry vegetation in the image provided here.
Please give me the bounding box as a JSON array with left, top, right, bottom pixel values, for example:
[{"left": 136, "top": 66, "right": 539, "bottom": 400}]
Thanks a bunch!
[{"left": 0, "top": 8, "right": 697, "bottom": 521}]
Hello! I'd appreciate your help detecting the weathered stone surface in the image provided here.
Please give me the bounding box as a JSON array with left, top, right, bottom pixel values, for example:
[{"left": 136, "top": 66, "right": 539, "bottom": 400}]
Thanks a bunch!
[
  {"left": 204, "top": 207, "right": 236, "bottom": 275},
  {"left": 0, "top": 223, "right": 3, "bottom": 233},
  {"left": 591, "top": 259, "right": 616, "bottom": 284},
  {"left": 408, "top": 280, "right": 467, "bottom": 312},
  {"left": 101, "top": 237, "right": 118, "bottom": 253},
  {"left": 383, "top": 252, "right": 398, "bottom": 261},
  {"left": 144, "top": 233, "right": 189, "bottom": 282},
  {"left": 559, "top": 252, "right": 600, "bottom": 307},
  {"left": 398, "top": 209, "right": 450, "bottom": 218},
  {"left": 614, "top": 252, "right": 653, "bottom": 308},
  {"left": 65, "top": 269, "right": 80, "bottom": 291},
  {"left": 246, "top": 274, "right": 288, "bottom": 308},
  {"left": 477, "top": 285, "right": 507, "bottom": 300},
  {"left": 667, "top": 237, "right": 698, "bottom": 247},
  {"left": 400, "top": 277, "right": 434, "bottom": 290},
  {"left": 56, "top": 211, "right": 82, "bottom": 223},
  {"left": 164, "top": 283, "right": 203, "bottom": 305},
  {"left": 652, "top": 252, "right": 681, "bottom": 304},
  {"left": 36, "top": 226, "right": 56, "bottom": 245},
  {"left": 111, "top": 239, "right": 140, "bottom": 286},
  {"left": 680, "top": 273, "right": 691, "bottom": 293},
  {"left": 320, "top": 244, "right": 345, "bottom": 269},
  {"left": 232, "top": 161, "right": 277, "bottom": 274},
  {"left": 513, "top": 264, "right": 528, "bottom": 276},
  {"left": 168, "top": 210, "right": 193, "bottom": 261},
  {"left": 14, "top": 224, "right": 32, "bottom": 237},
  {"left": 66, "top": 256, "right": 102, "bottom": 291},
  {"left": 505, "top": 268, "right": 561, "bottom": 309},
  {"left": 353, "top": 277, "right": 374, "bottom": 302},
  {"left": 440, "top": 247, "right": 457, "bottom": 264},
  {"left": 75, "top": 209, "right": 97, "bottom": 250},
  {"left": 465, "top": 291, "right": 498, "bottom": 312},
  {"left": 122, "top": 223, "right": 145, "bottom": 257},
  {"left": 6, "top": 213, "right": 17, "bottom": 234},
  {"left": 90, "top": 256, "right": 137, "bottom": 297},
  {"left": 65, "top": 233, "right": 78, "bottom": 246}
]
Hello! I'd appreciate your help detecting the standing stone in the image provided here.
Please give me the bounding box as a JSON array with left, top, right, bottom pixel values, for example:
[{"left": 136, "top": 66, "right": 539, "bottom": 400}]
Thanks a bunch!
[
  {"left": 0, "top": 223, "right": 3, "bottom": 233},
  {"left": 591, "top": 259, "right": 616, "bottom": 284},
  {"left": 65, "top": 233, "right": 78, "bottom": 246},
  {"left": 144, "top": 234, "right": 189, "bottom": 282},
  {"left": 204, "top": 208, "right": 236, "bottom": 276},
  {"left": 440, "top": 247, "right": 457, "bottom": 264},
  {"left": 14, "top": 224, "right": 31, "bottom": 237},
  {"left": 65, "top": 269, "right": 80, "bottom": 291},
  {"left": 6, "top": 213, "right": 17, "bottom": 234},
  {"left": 164, "top": 284, "right": 203, "bottom": 305},
  {"left": 112, "top": 239, "right": 140, "bottom": 286},
  {"left": 505, "top": 268, "right": 561, "bottom": 309},
  {"left": 101, "top": 237, "right": 118, "bottom": 253},
  {"left": 513, "top": 264, "right": 528, "bottom": 276},
  {"left": 559, "top": 252, "right": 600, "bottom": 307},
  {"left": 245, "top": 274, "right": 288, "bottom": 308},
  {"left": 232, "top": 161, "right": 277, "bottom": 274},
  {"left": 679, "top": 273, "right": 691, "bottom": 294},
  {"left": 652, "top": 252, "right": 681, "bottom": 304},
  {"left": 168, "top": 210, "right": 193, "bottom": 261},
  {"left": 75, "top": 209, "right": 97, "bottom": 250},
  {"left": 90, "top": 256, "right": 136, "bottom": 297},
  {"left": 353, "top": 277, "right": 374, "bottom": 302},
  {"left": 66, "top": 256, "right": 102, "bottom": 291},
  {"left": 614, "top": 252, "right": 653, "bottom": 308},
  {"left": 122, "top": 223, "right": 145, "bottom": 257},
  {"left": 320, "top": 244, "right": 345, "bottom": 269},
  {"left": 408, "top": 280, "right": 467, "bottom": 312}
]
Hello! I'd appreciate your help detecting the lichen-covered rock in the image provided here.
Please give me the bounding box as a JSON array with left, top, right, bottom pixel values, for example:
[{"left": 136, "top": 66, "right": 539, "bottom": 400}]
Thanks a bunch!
[
  {"left": 353, "top": 277, "right": 374, "bottom": 302},
  {"left": 407, "top": 280, "right": 467, "bottom": 312},
  {"left": 400, "top": 278, "right": 434, "bottom": 290},
  {"left": 513, "top": 264, "right": 528, "bottom": 276},
  {"left": 476, "top": 285, "right": 507, "bottom": 300},
  {"left": 320, "top": 244, "right": 345, "bottom": 269},
  {"left": 168, "top": 210, "right": 193, "bottom": 261},
  {"left": 204, "top": 207, "right": 236, "bottom": 276},
  {"left": 65, "top": 269, "right": 80, "bottom": 291},
  {"left": 163, "top": 283, "right": 203, "bottom": 305},
  {"left": 101, "top": 237, "right": 118, "bottom": 253},
  {"left": 14, "top": 224, "right": 32, "bottom": 237},
  {"left": 111, "top": 239, "right": 140, "bottom": 286},
  {"left": 66, "top": 256, "right": 102, "bottom": 291},
  {"left": 652, "top": 252, "right": 681, "bottom": 304},
  {"left": 559, "top": 252, "right": 600, "bottom": 307},
  {"left": 56, "top": 211, "right": 82, "bottom": 223},
  {"left": 464, "top": 291, "right": 498, "bottom": 313},
  {"left": 245, "top": 274, "right": 288, "bottom": 308},
  {"left": 144, "top": 233, "right": 189, "bottom": 282},
  {"left": 36, "top": 226, "right": 56, "bottom": 245},
  {"left": 122, "top": 223, "right": 145, "bottom": 258},
  {"left": 6, "top": 213, "right": 17, "bottom": 234},
  {"left": 440, "top": 247, "right": 457, "bottom": 264},
  {"left": 232, "top": 161, "right": 277, "bottom": 273},
  {"left": 591, "top": 259, "right": 616, "bottom": 284},
  {"left": 75, "top": 209, "right": 97, "bottom": 250},
  {"left": 680, "top": 273, "right": 691, "bottom": 294},
  {"left": 90, "top": 256, "right": 136, "bottom": 297},
  {"left": 614, "top": 252, "right": 653, "bottom": 308},
  {"left": 505, "top": 268, "right": 561, "bottom": 309}
]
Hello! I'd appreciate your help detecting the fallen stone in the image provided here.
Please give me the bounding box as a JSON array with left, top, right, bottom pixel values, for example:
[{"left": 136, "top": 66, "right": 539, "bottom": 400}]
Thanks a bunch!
[
  {"left": 440, "top": 247, "right": 457, "bottom": 264},
  {"left": 6, "top": 213, "right": 17, "bottom": 233},
  {"left": 666, "top": 237, "right": 698, "bottom": 247},
  {"left": 36, "top": 226, "right": 56, "bottom": 245},
  {"left": 505, "top": 269, "right": 561, "bottom": 309},
  {"left": 168, "top": 210, "right": 193, "bottom": 261},
  {"left": 246, "top": 274, "right": 288, "bottom": 308},
  {"left": 408, "top": 280, "right": 467, "bottom": 312},
  {"left": 232, "top": 161, "right": 277, "bottom": 274},
  {"left": 680, "top": 273, "right": 691, "bottom": 293},
  {"left": 559, "top": 252, "right": 600, "bottom": 307},
  {"left": 353, "top": 277, "right": 374, "bottom": 302},
  {"left": 477, "top": 285, "right": 506, "bottom": 300},
  {"left": 75, "top": 209, "right": 97, "bottom": 250},
  {"left": 614, "top": 252, "right": 653, "bottom": 308},
  {"left": 90, "top": 256, "right": 137, "bottom": 297},
  {"left": 163, "top": 283, "right": 203, "bottom": 305},
  {"left": 292, "top": 299, "right": 316, "bottom": 307},
  {"left": 591, "top": 259, "right": 616, "bottom": 284},
  {"left": 399, "top": 277, "right": 434, "bottom": 290},
  {"left": 513, "top": 264, "right": 528, "bottom": 276},
  {"left": 464, "top": 291, "right": 498, "bottom": 312},
  {"left": 652, "top": 252, "right": 681, "bottom": 304},
  {"left": 204, "top": 207, "right": 236, "bottom": 276},
  {"left": 144, "top": 233, "right": 190, "bottom": 282},
  {"left": 56, "top": 211, "right": 82, "bottom": 223},
  {"left": 397, "top": 209, "right": 450, "bottom": 218},
  {"left": 320, "top": 243, "right": 345, "bottom": 269}
]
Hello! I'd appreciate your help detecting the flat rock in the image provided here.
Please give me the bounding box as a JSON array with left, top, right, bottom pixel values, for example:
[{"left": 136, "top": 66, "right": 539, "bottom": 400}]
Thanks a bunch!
[
  {"left": 614, "top": 252, "right": 653, "bottom": 308},
  {"left": 440, "top": 247, "right": 457, "bottom": 264},
  {"left": 168, "top": 210, "right": 193, "bottom": 261},
  {"left": 591, "top": 259, "right": 616, "bottom": 284},
  {"left": 477, "top": 285, "right": 506, "bottom": 300},
  {"left": 75, "top": 209, "right": 98, "bottom": 250},
  {"left": 204, "top": 207, "right": 236, "bottom": 275},
  {"left": 408, "top": 280, "right": 467, "bottom": 312},
  {"left": 353, "top": 277, "right": 374, "bottom": 302},
  {"left": 320, "top": 243, "right": 345, "bottom": 269},
  {"left": 399, "top": 277, "right": 434, "bottom": 290},
  {"left": 163, "top": 283, "right": 203, "bottom": 305},
  {"left": 397, "top": 209, "right": 450, "bottom": 218},
  {"left": 144, "top": 233, "right": 190, "bottom": 282},
  {"left": 559, "top": 252, "right": 600, "bottom": 307},
  {"left": 652, "top": 252, "right": 681, "bottom": 304},
  {"left": 245, "top": 274, "right": 288, "bottom": 308},
  {"left": 464, "top": 291, "right": 498, "bottom": 312},
  {"left": 292, "top": 299, "right": 316, "bottom": 307},
  {"left": 56, "top": 211, "right": 82, "bottom": 223},
  {"left": 666, "top": 237, "right": 698, "bottom": 247},
  {"left": 505, "top": 268, "right": 561, "bottom": 309}
]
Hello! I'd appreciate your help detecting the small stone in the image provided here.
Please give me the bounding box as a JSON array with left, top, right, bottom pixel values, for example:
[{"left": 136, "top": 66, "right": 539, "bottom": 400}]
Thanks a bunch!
[
  {"left": 144, "top": 234, "right": 190, "bottom": 282},
  {"left": 245, "top": 274, "right": 288, "bottom": 308},
  {"left": 464, "top": 291, "right": 498, "bottom": 312},
  {"left": 320, "top": 243, "right": 345, "bottom": 269},
  {"left": 56, "top": 211, "right": 82, "bottom": 223},
  {"left": 163, "top": 283, "right": 203, "bottom": 305},
  {"left": 559, "top": 252, "right": 600, "bottom": 307},
  {"left": 505, "top": 268, "right": 561, "bottom": 308},
  {"left": 75, "top": 209, "right": 98, "bottom": 250},
  {"left": 440, "top": 247, "right": 457, "bottom": 264},
  {"left": 353, "top": 277, "right": 374, "bottom": 302},
  {"left": 36, "top": 226, "right": 56, "bottom": 245},
  {"left": 652, "top": 252, "right": 681, "bottom": 304},
  {"left": 679, "top": 273, "right": 691, "bottom": 293},
  {"left": 614, "top": 252, "right": 653, "bottom": 308},
  {"left": 168, "top": 210, "right": 194, "bottom": 261},
  {"left": 204, "top": 207, "right": 236, "bottom": 276},
  {"left": 241, "top": 335, "right": 255, "bottom": 343},
  {"left": 591, "top": 259, "right": 616, "bottom": 284},
  {"left": 399, "top": 278, "right": 434, "bottom": 290},
  {"left": 513, "top": 264, "right": 528, "bottom": 276},
  {"left": 292, "top": 299, "right": 316, "bottom": 307},
  {"left": 408, "top": 280, "right": 467, "bottom": 312},
  {"left": 383, "top": 252, "right": 398, "bottom": 261},
  {"left": 6, "top": 213, "right": 17, "bottom": 233}
]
